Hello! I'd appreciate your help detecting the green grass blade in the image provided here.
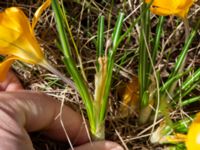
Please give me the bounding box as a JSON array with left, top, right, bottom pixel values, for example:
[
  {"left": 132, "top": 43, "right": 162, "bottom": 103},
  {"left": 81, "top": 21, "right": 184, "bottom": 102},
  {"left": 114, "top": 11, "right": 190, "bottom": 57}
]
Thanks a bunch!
[
  {"left": 165, "top": 20, "right": 200, "bottom": 94},
  {"left": 117, "top": 2, "right": 151, "bottom": 45},
  {"left": 96, "top": 16, "right": 105, "bottom": 70},
  {"left": 181, "top": 96, "right": 200, "bottom": 106},
  {"left": 60, "top": 1, "right": 87, "bottom": 81},
  {"left": 173, "top": 117, "right": 191, "bottom": 133},
  {"left": 181, "top": 68, "right": 200, "bottom": 91},
  {"left": 148, "top": 16, "right": 165, "bottom": 78},
  {"left": 111, "top": 13, "right": 125, "bottom": 52},
  {"left": 139, "top": 2, "right": 150, "bottom": 107},
  {"left": 99, "top": 12, "right": 125, "bottom": 122},
  {"left": 173, "top": 81, "right": 199, "bottom": 101},
  {"left": 152, "top": 16, "right": 165, "bottom": 64},
  {"left": 169, "top": 21, "right": 200, "bottom": 78},
  {"left": 160, "top": 69, "right": 190, "bottom": 93},
  {"left": 51, "top": 0, "right": 95, "bottom": 129},
  {"left": 51, "top": 0, "right": 71, "bottom": 58}
]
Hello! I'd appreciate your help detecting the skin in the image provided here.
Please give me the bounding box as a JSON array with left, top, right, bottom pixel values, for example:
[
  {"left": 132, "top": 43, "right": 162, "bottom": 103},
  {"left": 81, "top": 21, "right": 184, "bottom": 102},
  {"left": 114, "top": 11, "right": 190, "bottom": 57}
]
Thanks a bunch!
[{"left": 0, "top": 71, "right": 123, "bottom": 150}]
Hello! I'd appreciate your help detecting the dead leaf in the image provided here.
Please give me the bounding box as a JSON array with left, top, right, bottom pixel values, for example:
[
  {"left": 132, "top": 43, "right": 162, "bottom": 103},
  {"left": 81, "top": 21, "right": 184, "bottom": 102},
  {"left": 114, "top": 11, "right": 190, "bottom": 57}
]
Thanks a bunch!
[{"left": 119, "top": 75, "right": 139, "bottom": 117}]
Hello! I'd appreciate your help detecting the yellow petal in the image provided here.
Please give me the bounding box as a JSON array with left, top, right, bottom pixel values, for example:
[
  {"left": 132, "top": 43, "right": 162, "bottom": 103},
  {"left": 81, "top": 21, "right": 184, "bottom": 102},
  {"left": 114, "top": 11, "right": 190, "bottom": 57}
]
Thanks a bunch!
[
  {"left": 0, "top": 36, "right": 44, "bottom": 64},
  {"left": 186, "top": 113, "right": 200, "bottom": 150},
  {"left": 32, "top": 0, "right": 51, "bottom": 29},
  {"left": 0, "top": 7, "right": 44, "bottom": 64},
  {"left": 145, "top": 0, "right": 195, "bottom": 18},
  {"left": 149, "top": 0, "right": 177, "bottom": 16},
  {"left": 0, "top": 7, "right": 27, "bottom": 47},
  {"left": 150, "top": 7, "right": 174, "bottom": 16},
  {"left": 174, "top": 0, "right": 194, "bottom": 18},
  {"left": 1, "top": 7, "right": 31, "bottom": 33},
  {"left": 0, "top": 56, "right": 16, "bottom": 82},
  {"left": 0, "top": 25, "right": 21, "bottom": 47}
]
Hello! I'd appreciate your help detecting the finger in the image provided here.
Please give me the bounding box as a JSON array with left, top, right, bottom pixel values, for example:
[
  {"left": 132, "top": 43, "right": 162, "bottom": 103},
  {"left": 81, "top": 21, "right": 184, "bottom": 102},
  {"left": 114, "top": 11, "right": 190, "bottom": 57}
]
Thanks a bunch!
[
  {"left": 0, "top": 91, "right": 89, "bottom": 145},
  {"left": 70, "top": 141, "right": 124, "bottom": 150},
  {"left": 0, "top": 70, "right": 23, "bottom": 91}
]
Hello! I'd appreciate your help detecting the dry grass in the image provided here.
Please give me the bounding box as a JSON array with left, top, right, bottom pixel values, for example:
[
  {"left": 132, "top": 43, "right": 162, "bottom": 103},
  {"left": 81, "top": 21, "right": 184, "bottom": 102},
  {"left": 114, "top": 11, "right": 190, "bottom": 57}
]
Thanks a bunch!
[{"left": 1, "top": 0, "right": 200, "bottom": 149}]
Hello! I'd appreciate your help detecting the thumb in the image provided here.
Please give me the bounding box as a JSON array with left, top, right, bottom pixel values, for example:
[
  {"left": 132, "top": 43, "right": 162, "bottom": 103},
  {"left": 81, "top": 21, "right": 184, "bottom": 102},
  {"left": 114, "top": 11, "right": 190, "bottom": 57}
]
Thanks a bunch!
[{"left": 69, "top": 141, "right": 124, "bottom": 150}]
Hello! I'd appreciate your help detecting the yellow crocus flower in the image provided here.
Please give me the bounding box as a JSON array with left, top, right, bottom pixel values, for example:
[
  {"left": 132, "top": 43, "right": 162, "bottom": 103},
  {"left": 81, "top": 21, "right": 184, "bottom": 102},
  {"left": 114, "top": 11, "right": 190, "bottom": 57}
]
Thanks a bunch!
[
  {"left": 186, "top": 113, "right": 200, "bottom": 150},
  {"left": 145, "top": 0, "right": 195, "bottom": 18},
  {"left": 0, "top": 0, "right": 50, "bottom": 81},
  {"left": 149, "top": 113, "right": 200, "bottom": 149}
]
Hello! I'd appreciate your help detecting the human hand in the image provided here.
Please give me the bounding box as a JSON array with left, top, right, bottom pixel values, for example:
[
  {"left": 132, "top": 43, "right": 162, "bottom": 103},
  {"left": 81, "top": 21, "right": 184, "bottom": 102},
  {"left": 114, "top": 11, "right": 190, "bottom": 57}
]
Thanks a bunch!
[
  {"left": 0, "top": 72, "right": 123, "bottom": 150},
  {"left": 0, "top": 70, "right": 23, "bottom": 91}
]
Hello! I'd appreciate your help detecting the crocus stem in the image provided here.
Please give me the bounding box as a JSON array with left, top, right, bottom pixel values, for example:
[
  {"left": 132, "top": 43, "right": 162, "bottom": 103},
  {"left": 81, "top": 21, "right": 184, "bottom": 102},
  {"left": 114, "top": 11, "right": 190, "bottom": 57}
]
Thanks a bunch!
[
  {"left": 183, "top": 18, "right": 190, "bottom": 41},
  {"left": 40, "top": 59, "right": 76, "bottom": 90}
]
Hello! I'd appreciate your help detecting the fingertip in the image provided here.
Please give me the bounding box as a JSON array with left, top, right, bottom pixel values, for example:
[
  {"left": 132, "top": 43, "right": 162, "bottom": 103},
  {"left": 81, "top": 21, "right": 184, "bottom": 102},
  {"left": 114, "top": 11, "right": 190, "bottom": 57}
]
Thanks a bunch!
[
  {"left": 6, "top": 83, "right": 23, "bottom": 91},
  {"left": 0, "top": 70, "right": 24, "bottom": 91},
  {"left": 69, "top": 141, "right": 124, "bottom": 150}
]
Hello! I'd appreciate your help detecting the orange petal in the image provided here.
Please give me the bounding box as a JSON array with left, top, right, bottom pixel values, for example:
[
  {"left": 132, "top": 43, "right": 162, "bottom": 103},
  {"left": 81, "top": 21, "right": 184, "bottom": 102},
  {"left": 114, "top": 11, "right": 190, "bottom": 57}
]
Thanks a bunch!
[
  {"left": 0, "top": 56, "right": 16, "bottom": 82},
  {"left": 32, "top": 0, "right": 51, "bottom": 29}
]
